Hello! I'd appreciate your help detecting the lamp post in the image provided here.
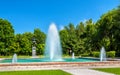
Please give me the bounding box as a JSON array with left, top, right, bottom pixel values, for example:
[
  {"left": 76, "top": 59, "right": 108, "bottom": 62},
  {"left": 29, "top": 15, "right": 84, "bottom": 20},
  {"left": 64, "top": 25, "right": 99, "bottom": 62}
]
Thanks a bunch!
[{"left": 32, "top": 37, "right": 36, "bottom": 58}]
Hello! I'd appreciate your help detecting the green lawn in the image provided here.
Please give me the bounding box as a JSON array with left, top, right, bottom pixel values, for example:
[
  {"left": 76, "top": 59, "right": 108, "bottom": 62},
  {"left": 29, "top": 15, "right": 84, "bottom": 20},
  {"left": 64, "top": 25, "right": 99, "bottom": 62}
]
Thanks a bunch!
[
  {"left": 0, "top": 70, "right": 71, "bottom": 75},
  {"left": 94, "top": 68, "right": 120, "bottom": 75}
]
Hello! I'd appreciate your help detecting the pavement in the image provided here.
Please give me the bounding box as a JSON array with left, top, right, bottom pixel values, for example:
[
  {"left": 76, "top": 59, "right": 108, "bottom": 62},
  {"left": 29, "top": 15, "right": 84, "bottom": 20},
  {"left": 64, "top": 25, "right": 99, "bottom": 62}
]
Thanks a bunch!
[
  {"left": 62, "top": 68, "right": 115, "bottom": 75},
  {"left": 0, "top": 66, "right": 115, "bottom": 75}
]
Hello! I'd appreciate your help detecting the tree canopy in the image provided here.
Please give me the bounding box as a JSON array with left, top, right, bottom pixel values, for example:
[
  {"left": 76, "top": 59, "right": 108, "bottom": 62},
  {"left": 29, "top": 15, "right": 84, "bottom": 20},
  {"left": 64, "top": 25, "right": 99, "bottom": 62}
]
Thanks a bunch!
[
  {"left": 60, "top": 6, "right": 120, "bottom": 57},
  {"left": 0, "top": 5, "right": 120, "bottom": 57},
  {"left": 0, "top": 19, "right": 14, "bottom": 55}
]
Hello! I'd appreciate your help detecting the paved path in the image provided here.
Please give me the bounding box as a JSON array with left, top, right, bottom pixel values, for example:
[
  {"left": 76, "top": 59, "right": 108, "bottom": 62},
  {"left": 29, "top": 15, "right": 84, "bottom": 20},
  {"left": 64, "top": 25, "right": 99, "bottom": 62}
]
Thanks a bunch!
[
  {"left": 0, "top": 66, "right": 115, "bottom": 75},
  {"left": 62, "top": 68, "right": 115, "bottom": 75}
]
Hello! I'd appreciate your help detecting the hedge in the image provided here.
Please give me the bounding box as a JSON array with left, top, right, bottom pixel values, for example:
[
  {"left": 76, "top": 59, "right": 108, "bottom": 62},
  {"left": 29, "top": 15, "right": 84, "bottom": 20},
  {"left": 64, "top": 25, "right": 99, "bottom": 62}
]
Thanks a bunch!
[
  {"left": 107, "top": 51, "right": 116, "bottom": 58},
  {"left": 92, "top": 51, "right": 100, "bottom": 57}
]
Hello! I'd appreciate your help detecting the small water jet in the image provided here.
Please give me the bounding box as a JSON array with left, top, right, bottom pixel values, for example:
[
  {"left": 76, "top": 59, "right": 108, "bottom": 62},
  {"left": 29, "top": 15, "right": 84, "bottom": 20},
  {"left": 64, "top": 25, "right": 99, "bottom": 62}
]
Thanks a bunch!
[
  {"left": 100, "top": 47, "right": 106, "bottom": 61},
  {"left": 12, "top": 53, "right": 17, "bottom": 63},
  {"left": 45, "top": 23, "right": 62, "bottom": 61},
  {"left": 72, "top": 52, "right": 75, "bottom": 59}
]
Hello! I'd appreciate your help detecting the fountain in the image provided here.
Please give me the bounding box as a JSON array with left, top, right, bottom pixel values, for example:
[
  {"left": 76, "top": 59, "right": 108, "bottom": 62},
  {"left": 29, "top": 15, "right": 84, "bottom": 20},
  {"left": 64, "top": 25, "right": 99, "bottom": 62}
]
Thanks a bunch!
[
  {"left": 100, "top": 47, "right": 106, "bottom": 61},
  {"left": 72, "top": 52, "right": 75, "bottom": 59},
  {"left": 12, "top": 53, "right": 17, "bottom": 63},
  {"left": 45, "top": 23, "right": 62, "bottom": 61},
  {"left": 0, "top": 23, "right": 100, "bottom": 63}
]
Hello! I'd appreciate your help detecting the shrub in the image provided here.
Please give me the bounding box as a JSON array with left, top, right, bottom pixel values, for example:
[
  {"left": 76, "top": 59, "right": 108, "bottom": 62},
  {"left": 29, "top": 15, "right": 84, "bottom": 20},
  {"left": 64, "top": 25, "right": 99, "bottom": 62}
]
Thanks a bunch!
[
  {"left": 92, "top": 51, "right": 100, "bottom": 57},
  {"left": 81, "top": 53, "right": 89, "bottom": 57},
  {"left": 107, "top": 51, "right": 116, "bottom": 58}
]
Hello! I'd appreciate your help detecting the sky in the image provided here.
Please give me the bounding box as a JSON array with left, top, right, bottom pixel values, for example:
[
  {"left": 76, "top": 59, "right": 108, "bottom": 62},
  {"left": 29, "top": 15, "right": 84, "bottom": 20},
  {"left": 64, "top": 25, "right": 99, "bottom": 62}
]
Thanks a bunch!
[{"left": 0, "top": 0, "right": 119, "bottom": 34}]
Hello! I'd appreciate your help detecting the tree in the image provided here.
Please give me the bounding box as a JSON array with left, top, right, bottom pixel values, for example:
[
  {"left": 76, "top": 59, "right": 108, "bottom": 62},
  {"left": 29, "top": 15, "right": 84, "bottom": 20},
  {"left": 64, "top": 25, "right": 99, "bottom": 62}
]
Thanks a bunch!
[
  {"left": 96, "top": 6, "right": 120, "bottom": 56},
  {"left": 34, "top": 28, "right": 46, "bottom": 55},
  {"left": 75, "top": 22, "right": 85, "bottom": 56},
  {"left": 60, "top": 29, "right": 69, "bottom": 55},
  {"left": 65, "top": 23, "right": 77, "bottom": 55},
  {"left": 34, "top": 28, "right": 46, "bottom": 44},
  {"left": 112, "top": 6, "right": 120, "bottom": 56},
  {"left": 0, "top": 19, "right": 14, "bottom": 56},
  {"left": 36, "top": 44, "right": 45, "bottom": 55}
]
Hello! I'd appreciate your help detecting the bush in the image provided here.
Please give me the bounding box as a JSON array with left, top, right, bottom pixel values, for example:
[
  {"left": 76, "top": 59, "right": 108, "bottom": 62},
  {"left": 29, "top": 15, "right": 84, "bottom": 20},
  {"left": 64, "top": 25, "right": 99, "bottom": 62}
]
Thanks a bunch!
[
  {"left": 92, "top": 51, "right": 100, "bottom": 57},
  {"left": 107, "top": 51, "right": 116, "bottom": 58},
  {"left": 81, "top": 53, "right": 89, "bottom": 57}
]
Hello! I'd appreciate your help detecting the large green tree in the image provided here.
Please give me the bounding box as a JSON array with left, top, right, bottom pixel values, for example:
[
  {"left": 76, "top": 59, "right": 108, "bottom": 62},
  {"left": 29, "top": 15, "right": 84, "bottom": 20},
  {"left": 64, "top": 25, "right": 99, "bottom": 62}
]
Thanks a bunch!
[
  {"left": 34, "top": 28, "right": 46, "bottom": 55},
  {"left": 96, "top": 6, "right": 120, "bottom": 56},
  {"left": 75, "top": 22, "right": 85, "bottom": 55},
  {"left": 60, "top": 23, "right": 77, "bottom": 55},
  {"left": 60, "top": 29, "right": 69, "bottom": 55},
  {"left": 65, "top": 23, "right": 77, "bottom": 55},
  {"left": 84, "top": 19, "right": 97, "bottom": 54},
  {"left": 0, "top": 19, "right": 14, "bottom": 56},
  {"left": 34, "top": 28, "right": 46, "bottom": 44}
]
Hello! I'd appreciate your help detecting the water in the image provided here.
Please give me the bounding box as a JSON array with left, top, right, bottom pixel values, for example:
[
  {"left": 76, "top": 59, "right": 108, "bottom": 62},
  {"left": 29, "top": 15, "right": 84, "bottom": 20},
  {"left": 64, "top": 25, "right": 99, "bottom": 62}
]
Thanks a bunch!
[
  {"left": 45, "top": 23, "right": 62, "bottom": 61},
  {"left": 72, "top": 52, "right": 75, "bottom": 59},
  {"left": 12, "top": 53, "right": 17, "bottom": 63},
  {"left": 100, "top": 47, "right": 106, "bottom": 61},
  {"left": 0, "top": 58, "right": 99, "bottom": 63}
]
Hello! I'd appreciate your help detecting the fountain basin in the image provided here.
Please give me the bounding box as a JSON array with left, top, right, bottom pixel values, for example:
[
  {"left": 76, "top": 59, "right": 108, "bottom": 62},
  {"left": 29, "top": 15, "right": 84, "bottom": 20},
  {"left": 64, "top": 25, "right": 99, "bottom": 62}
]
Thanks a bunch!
[
  {"left": 0, "top": 58, "right": 99, "bottom": 63},
  {"left": 0, "top": 61, "right": 120, "bottom": 72}
]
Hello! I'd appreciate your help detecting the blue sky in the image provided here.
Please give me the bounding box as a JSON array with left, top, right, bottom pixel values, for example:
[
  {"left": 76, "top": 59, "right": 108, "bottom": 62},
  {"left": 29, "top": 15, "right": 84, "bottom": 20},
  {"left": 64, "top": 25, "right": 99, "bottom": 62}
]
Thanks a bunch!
[{"left": 0, "top": 0, "right": 119, "bottom": 34}]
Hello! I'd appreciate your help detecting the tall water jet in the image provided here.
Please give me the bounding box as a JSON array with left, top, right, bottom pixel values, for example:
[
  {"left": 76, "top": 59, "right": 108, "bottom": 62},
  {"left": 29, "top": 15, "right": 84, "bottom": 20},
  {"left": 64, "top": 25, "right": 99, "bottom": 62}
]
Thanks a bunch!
[
  {"left": 45, "top": 23, "right": 62, "bottom": 61},
  {"left": 12, "top": 53, "right": 17, "bottom": 63},
  {"left": 100, "top": 47, "right": 106, "bottom": 61}
]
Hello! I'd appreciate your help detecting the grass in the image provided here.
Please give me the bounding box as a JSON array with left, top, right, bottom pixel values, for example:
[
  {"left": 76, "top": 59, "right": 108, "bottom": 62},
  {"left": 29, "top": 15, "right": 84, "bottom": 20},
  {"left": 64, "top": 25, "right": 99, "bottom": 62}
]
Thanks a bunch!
[
  {"left": 0, "top": 55, "right": 44, "bottom": 58},
  {"left": 0, "top": 55, "right": 30, "bottom": 58},
  {"left": 94, "top": 68, "right": 120, "bottom": 75},
  {"left": 0, "top": 70, "right": 72, "bottom": 75},
  {"left": 0, "top": 55, "right": 79, "bottom": 59},
  {"left": 0, "top": 56, "right": 12, "bottom": 58}
]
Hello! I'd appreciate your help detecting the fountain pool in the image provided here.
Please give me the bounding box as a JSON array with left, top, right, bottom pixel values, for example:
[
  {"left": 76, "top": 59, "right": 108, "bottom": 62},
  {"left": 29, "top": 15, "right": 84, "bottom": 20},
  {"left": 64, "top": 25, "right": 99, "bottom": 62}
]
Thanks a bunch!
[{"left": 0, "top": 58, "right": 99, "bottom": 63}]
